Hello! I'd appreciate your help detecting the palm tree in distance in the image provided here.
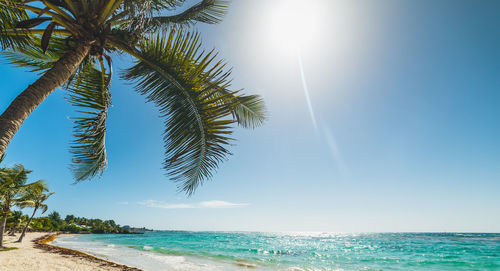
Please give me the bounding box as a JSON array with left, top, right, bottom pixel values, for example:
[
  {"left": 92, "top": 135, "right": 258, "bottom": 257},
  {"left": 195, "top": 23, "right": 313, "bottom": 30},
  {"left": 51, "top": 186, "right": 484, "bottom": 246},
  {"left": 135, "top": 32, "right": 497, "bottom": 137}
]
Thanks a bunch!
[
  {"left": 17, "top": 186, "right": 52, "bottom": 242},
  {"left": 7, "top": 210, "right": 25, "bottom": 235},
  {"left": 0, "top": 0, "right": 266, "bottom": 195},
  {"left": 0, "top": 164, "right": 44, "bottom": 248}
]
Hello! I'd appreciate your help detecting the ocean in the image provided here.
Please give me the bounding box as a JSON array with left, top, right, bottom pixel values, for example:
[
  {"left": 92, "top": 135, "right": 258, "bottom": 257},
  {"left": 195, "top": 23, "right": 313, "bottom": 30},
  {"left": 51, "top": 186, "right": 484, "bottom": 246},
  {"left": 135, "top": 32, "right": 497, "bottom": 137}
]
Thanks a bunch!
[{"left": 51, "top": 231, "right": 500, "bottom": 270}]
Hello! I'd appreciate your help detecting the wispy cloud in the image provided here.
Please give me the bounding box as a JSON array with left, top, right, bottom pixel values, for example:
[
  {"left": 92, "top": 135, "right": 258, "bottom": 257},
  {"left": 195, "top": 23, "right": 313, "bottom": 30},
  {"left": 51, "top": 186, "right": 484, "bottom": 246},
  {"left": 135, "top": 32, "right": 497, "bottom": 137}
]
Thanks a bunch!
[
  {"left": 199, "top": 200, "right": 248, "bottom": 208},
  {"left": 138, "top": 200, "right": 248, "bottom": 209},
  {"left": 138, "top": 200, "right": 194, "bottom": 209},
  {"left": 117, "top": 201, "right": 129, "bottom": 205}
]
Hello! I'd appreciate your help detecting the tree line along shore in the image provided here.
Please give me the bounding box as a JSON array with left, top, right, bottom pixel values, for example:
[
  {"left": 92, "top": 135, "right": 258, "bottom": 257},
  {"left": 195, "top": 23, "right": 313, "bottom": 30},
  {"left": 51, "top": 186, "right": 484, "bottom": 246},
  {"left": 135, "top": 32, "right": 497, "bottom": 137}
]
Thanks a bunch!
[{"left": 6, "top": 211, "right": 136, "bottom": 234}]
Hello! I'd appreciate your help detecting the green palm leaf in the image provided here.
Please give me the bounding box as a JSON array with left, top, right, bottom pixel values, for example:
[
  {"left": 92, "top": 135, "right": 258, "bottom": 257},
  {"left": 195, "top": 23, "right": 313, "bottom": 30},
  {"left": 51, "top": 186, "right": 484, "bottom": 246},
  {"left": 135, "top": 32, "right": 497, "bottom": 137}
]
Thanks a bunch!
[
  {"left": 122, "top": 29, "right": 241, "bottom": 194},
  {"left": 145, "top": 0, "right": 228, "bottom": 30},
  {"left": 67, "top": 63, "right": 111, "bottom": 182},
  {"left": 234, "top": 94, "right": 266, "bottom": 128},
  {"left": 0, "top": 36, "right": 67, "bottom": 72},
  {"left": 0, "top": 0, "right": 32, "bottom": 49},
  {"left": 120, "top": 0, "right": 186, "bottom": 11}
]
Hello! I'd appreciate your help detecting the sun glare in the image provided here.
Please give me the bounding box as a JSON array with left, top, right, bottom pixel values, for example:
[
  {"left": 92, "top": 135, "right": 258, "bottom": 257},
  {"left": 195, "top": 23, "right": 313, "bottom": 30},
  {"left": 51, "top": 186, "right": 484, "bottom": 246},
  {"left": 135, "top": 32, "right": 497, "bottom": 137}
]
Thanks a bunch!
[{"left": 266, "top": 0, "right": 325, "bottom": 54}]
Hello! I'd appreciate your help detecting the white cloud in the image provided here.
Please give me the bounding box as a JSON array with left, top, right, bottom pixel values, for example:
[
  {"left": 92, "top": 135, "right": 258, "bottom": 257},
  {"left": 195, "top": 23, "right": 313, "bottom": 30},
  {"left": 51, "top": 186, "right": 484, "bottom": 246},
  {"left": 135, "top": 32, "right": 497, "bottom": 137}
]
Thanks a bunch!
[
  {"left": 138, "top": 200, "right": 248, "bottom": 209},
  {"left": 138, "top": 200, "right": 194, "bottom": 209},
  {"left": 118, "top": 201, "right": 129, "bottom": 205},
  {"left": 199, "top": 200, "right": 248, "bottom": 208}
]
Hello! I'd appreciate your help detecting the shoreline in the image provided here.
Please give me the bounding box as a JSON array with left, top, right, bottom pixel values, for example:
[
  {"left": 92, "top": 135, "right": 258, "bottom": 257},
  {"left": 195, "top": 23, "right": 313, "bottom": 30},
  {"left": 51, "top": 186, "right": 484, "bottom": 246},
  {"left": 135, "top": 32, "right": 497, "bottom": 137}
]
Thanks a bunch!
[
  {"left": 0, "top": 232, "right": 144, "bottom": 271},
  {"left": 35, "top": 233, "right": 144, "bottom": 271}
]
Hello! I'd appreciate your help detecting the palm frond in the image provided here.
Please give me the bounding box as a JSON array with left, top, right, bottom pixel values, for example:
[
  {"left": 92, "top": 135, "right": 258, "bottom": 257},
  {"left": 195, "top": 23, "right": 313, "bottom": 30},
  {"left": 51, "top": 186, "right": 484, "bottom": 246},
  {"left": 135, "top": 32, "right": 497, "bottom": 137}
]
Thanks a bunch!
[
  {"left": 144, "top": 0, "right": 228, "bottom": 31},
  {"left": 39, "top": 203, "right": 48, "bottom": 214},
  {"left": 67, "top": 63, "right": 111, "bottom": 182},
  {"left": 121, "top": 29, "right": 241, "bottom": 195},
  {"left": 116, "top": 0, "right": 157, "bottom": 32},
  {"left": 0, "top": 36, "right": 67, "bottom": 72},
  {"left": 0, "top": 164, "right": 32, "bottom": 205},
  {"left": 121, "top": 0, "right": 186, "bottom": 12},
  {"left": 17, "top": 200, "right": 35, "bottom": 209},
  {"left": 4, "top": 164, "right": 30, "bottom": 185},
  {"left": 17, "top": 180, "right": 49, "bottom": 208},
  {"left": 218, "top": 91, "right": 266, "bottom": 129},
  {"left": 112, "top": 0, "right": 187, "bottom": 31},
  {"left": 0, "top": 0, "right": 32, "bottom": 49}
]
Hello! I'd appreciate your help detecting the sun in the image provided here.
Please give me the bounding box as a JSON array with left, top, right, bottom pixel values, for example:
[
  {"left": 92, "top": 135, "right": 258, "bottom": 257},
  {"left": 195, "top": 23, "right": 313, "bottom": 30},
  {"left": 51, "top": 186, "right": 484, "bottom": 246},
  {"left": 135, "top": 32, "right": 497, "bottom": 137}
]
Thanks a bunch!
[{"left": 266, "top": 0, "right": 325, "bottom": 54}]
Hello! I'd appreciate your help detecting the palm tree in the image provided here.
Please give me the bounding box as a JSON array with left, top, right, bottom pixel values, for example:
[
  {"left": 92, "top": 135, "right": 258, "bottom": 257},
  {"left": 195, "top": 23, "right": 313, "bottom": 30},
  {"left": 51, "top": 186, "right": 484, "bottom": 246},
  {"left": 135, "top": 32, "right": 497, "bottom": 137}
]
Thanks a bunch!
[
  {"left": 0, "top": 0, "right": 265, "bottom": 195},
  {"left": 17, "top": 186, "right": 53, "bottom": 242},
  {"left": 0, "top": 164, "right": 44, "bottom": 248},
  {"left": 6, "top": 210, "right": 24, "bottom": 235}
]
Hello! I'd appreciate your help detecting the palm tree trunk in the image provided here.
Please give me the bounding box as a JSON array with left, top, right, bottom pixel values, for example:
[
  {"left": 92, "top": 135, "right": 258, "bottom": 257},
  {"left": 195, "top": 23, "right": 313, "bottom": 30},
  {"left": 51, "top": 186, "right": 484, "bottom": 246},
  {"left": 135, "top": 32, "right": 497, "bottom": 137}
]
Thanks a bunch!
[
  {"left": 17, "top": 207, "right": 37, "bottom": 243},
  {"left": 0, "top": 211, "right": 8, "bottom": 248},
  {"left": 0, "top": 43, "right": 91, "bottom": 157}
]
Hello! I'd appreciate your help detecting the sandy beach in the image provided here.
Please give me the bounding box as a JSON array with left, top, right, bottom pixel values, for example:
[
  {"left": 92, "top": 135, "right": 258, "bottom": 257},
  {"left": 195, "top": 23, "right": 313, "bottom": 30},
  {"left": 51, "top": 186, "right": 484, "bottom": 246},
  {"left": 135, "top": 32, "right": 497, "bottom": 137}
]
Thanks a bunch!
[{"left": 0, "top": 233, "right": 141, "bottom": 271}]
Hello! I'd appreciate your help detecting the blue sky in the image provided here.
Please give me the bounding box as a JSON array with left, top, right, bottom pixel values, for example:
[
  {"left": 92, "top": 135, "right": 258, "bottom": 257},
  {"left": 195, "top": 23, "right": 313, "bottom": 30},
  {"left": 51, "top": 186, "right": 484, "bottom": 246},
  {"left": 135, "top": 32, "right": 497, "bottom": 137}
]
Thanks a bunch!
[{"left": 1, "top": 0, "right": 499, "bottom": 232}]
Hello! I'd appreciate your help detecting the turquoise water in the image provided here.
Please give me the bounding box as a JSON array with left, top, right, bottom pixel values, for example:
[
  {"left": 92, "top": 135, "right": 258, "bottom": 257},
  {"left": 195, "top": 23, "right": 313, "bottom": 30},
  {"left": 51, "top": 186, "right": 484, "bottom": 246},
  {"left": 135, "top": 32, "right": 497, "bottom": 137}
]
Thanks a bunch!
[{"left": 53, "top": 232, "right": 500, "bottom": 270}]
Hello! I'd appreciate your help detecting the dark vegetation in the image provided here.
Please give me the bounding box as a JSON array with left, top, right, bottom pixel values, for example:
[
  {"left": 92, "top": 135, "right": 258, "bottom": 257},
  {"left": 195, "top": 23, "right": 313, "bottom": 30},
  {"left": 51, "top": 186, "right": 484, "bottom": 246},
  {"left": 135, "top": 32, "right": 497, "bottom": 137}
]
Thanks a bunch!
[{"left": 8, "top": 211, "right": 134, "bottom": 234}]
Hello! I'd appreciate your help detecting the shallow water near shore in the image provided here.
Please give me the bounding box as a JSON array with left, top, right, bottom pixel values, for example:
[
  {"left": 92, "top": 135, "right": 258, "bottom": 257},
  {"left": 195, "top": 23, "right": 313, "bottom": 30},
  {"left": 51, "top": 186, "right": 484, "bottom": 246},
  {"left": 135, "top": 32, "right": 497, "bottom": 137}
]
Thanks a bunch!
[{"left": 52, "top": 232, "right": 500, "bottom": 270}]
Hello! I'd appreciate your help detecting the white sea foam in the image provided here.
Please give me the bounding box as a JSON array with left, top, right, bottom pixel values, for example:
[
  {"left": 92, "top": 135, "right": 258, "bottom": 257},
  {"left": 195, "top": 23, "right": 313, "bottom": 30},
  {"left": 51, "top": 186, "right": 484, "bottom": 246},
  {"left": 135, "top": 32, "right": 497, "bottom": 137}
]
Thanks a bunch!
[{"left": 52, "top": 235, "right": 269, "bottom": 271}]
